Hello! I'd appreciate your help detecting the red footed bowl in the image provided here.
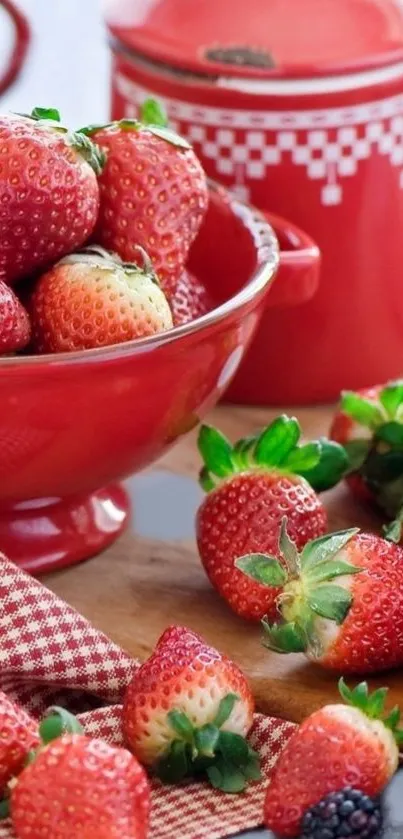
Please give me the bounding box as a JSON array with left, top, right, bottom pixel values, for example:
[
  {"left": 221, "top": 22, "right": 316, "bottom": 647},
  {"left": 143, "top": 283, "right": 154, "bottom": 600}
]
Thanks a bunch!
[{"left": 0, "top": 182, "right": 282, "bottom": 575}]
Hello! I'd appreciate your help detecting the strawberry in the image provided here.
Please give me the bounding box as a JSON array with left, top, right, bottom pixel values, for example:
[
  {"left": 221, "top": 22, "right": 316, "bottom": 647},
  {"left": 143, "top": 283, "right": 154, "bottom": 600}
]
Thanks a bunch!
[
  {"left": 170, "top": 270, "right": 214, "bottom": 326},
  {"left": 11, "top": 733, "right": 150, "bottom": 839},
  {"left": 0, "top": 107, "right": 103, "bottom": 285},
  {"left": 0, "top": 692, "right": 38, "bottom": 795},
  {"left": 264, "top": 679, "right": 401, "bottom": 837},
  {"left": 330, "top": 381, "right": 403, "bottom": 541},
  {"left": 81, "top": 100, "right": 209, "bottom": 298},
  {"left": 29, "top": 245, "right": 173, "bottom": 353},
  {"left": 122, "top": 625, "right": 259, "bottom": 793},
  {"left": 0, "top": 280, "right": 30, "bottom": 353},
  {"left": 196, "top": 417, "right": 348, "bottom": 622},
  {"left": 237, "top": 522, "right": 403, "bottom": 673}
]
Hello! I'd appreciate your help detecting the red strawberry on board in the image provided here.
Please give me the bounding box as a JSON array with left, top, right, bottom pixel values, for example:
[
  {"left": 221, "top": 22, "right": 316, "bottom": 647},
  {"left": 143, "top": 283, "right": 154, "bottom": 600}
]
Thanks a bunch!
[
  {"left": 0, "top": 107, "right": 103, "bottom": 285},
  {"left": 0, "top": 280, "right": 31, "bottom": 353},
  {"left": 122, "top": 625, "right": 259, "bottom": 793},
  {"left": 11, "top": 734, "right": 150, "bottom": 839},
  {"left": 330, "top": 380, "right": 403, "bottom": 541},
  {"left": 196, "top": 416, "right": 348, "bottom": 622},
  {"left": 29, "top": 245, "right": 173, "bottom": 353},
  {"left": 237, "top": 522, "right": 403, "bottom": 673},
  {"left": 264, "top": 679, "right": 401, "bottom": 837},
  {"left": 170, "top": 270, "right": 214, "bottom": 326},
  {"left": 0, "top": 691, "right": 38, "bottom": 796},
  {"left": 81, "top": 100, "right": 209, "bottom": 299}
]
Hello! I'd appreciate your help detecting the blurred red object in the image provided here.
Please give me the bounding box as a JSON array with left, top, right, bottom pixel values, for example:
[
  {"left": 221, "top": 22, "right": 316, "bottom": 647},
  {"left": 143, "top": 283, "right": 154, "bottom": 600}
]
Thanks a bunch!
[{"left": 0, "top": 0, "right": 30, "bottom": 96}]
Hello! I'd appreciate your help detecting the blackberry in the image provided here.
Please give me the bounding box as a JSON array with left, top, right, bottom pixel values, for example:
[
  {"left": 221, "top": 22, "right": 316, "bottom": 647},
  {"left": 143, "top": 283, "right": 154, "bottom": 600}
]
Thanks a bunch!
[{"left": 300, "top": 787, "right": 383, "bottom": 839}]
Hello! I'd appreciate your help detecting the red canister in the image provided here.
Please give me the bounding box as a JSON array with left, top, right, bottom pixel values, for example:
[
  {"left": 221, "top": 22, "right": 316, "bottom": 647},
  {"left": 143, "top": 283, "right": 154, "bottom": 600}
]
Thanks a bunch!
[{"left": 105, "top": 0, "right": 403, "bottom": 404}]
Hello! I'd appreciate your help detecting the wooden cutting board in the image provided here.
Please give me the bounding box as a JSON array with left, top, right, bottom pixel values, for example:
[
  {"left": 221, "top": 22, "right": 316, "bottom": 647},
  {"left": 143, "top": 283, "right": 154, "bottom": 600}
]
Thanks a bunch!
[{"left": 44, "top": 403, "right": 403, "bottom": 724}]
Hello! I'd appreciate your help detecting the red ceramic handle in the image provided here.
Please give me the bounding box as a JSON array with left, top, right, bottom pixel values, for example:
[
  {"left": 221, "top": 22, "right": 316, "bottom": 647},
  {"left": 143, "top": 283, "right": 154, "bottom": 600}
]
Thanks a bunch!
[
  {"left": 264, "top": 211, "right": 321, "bottom": 309},
  {"left": 0, "top": 0, "right": 30, "bottom": 97}
]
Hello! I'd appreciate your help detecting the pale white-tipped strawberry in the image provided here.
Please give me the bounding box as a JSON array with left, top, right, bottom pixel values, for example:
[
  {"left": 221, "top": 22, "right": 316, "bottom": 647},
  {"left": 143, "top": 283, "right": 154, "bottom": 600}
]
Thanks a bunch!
[
  {"left": 122, "top": 625, "right": 259, "bottom": 793},
  {"left": 29, "top": 245, "right": 173, "bottom": 353},
  {"left": 264, "top": 679, "right": 401, "bottom": 837}
]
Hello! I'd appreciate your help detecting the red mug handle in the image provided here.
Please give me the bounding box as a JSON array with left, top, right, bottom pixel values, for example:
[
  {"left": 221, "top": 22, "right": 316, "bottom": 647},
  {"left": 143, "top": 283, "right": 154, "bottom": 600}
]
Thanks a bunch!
[
  {"left": 264, "top": 211, "right": 321, "bottom": 309},
  {"left": 0, "top": 0, "right": 30, "bottom": 97}
]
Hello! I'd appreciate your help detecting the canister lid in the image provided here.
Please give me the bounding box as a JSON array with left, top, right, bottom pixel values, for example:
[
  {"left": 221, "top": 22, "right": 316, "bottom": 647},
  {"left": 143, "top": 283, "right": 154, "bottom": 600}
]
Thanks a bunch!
[{"left": 105, "top": 0, "right": 403, "bottom": 80}]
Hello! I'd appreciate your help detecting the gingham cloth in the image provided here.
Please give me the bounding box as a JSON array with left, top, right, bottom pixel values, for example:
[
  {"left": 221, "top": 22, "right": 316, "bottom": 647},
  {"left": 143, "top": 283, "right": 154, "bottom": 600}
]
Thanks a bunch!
[{"left": 0, "top": 554, "right": 295, "bottom": 839}]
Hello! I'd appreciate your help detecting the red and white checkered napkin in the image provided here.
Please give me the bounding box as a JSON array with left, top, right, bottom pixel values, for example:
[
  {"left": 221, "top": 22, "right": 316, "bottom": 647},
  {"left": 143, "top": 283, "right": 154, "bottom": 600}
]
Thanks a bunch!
[{"left": 0, "top": 554, "right": 295, "bottom": 839}]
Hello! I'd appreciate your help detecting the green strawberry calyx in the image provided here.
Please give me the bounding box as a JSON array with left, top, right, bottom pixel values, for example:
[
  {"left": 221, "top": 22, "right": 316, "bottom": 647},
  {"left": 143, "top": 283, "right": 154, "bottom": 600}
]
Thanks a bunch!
[
  {"left": 23, "top": 106, "right": 106, "bottom": 175},
  {"left": 198, "top": 415, "right": 349, "bottom": 494},
  {"left": 235, "top": 519, "right": 361, "bottom": 657},
  {"left": 79, "top": 98, "right": 191, "bottom": 151},
  {"left": 0, "top": 707, "right": 83, "bottom": 818},
  {"left": 339, "top": 678, "right": 403, "bottom": 745},
  {"left": 341, "top": 380, "right": 403, "bottom": 471},
  {"left": 156, "top": 693, "right": 261, "bottom": 793}
]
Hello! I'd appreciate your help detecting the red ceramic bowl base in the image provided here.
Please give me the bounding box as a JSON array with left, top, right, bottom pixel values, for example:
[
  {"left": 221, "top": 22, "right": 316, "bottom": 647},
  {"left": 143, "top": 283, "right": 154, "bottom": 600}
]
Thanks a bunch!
[{"left": 0, "top": 484, "right": 130, "bottom": 576}]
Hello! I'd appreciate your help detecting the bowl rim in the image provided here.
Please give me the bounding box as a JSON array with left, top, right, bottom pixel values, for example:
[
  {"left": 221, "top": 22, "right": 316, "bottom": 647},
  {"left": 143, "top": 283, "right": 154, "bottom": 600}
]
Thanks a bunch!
[{"left": 0, "top": 180, "right": 279, "bottom": 369}]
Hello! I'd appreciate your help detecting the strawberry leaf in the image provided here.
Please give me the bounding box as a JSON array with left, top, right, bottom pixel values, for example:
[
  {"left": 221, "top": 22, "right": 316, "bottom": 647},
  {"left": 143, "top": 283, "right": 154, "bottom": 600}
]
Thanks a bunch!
[
  {"left": 384, "top": 516, "right": 403, "bottom": 543},
  {"left": 282, "top": 442, "right": 321, "bottom": 473},
  {"left": 341, "top": 392, "right": 384, "bottom": 428},
  {"left": 39, "top": 707, "right": 83, "bottom": 744},
  {"left": 343, "top": 440, "right": 371, "bottom": 472},
  {"left": 194, "top": 724, "right": 220, "bottom": 757},
  {"left": 213, "top": 693, "right": 239, "bottom": 728},
  {"left": 148, "top": 125, "right": 192, "bottom": 150},
  {"left": 307, "top": 584, "right": 352, "bottom": 624},
  {"left": 304, "top": 559, "right": 361, "bottom": 585},
  {"left": 300, "top": 529, "right": 359, "bottom": 571},
  {"left": 235, "top": 554, "right": 287, "bottom": 587},
  {"left": 262, "top": 620, "right": 307, "bottom": 653},
  {"left": 254, "top": 415, "right": 300, "bottom": 467},
  {"left": 140, "top": 98, "right": 168, "bottom": 128},
  {"left": 233, "top": 435, "right": 258, "bottom": 469},
  {"left": 366, "top": 687, "right": 388, "bottom": 718},
  {"left": 157, "top": 740, "right": 190, "bottom": 783},
  {"left": 374, "top": 421, "right": 403, "bottom": 447},
  {"left": 339, "top": 678, "right": 369, "bottom": 711},
  {"left": 278, "top": 518, "right": 300, "bottom": 577},
  {"left": 31, "top": 106, "right": 61, "bottom": 122},
  {"left": 206, "top": 758, "right": 247, "bottom": 793},
  {"left": 217, "top": 731, "right": 250, "bottom": 765},
  {"left": 168, "top": 710, "right": 194, "bottom": 742},
  {"left": 300, "top": 438, "right": 349, "bottom": 491},
  {"left": 380, "top": 381, "right": 403, "bottom": 418},
  {"left": 198, "top": 425, "right": 234, "bottom": 478},
  {"left": 199, "top": 466, "right": 216, "bottom": 492},
  {"left": 385, "top": 705, "right": 401, "bottom": 730}
]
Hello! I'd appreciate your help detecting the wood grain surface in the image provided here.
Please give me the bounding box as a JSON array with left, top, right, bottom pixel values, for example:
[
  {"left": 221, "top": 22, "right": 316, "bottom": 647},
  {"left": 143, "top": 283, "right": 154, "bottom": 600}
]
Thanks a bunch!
[{"left": 43, "top": 403, "right": 401, "bottom": 724}]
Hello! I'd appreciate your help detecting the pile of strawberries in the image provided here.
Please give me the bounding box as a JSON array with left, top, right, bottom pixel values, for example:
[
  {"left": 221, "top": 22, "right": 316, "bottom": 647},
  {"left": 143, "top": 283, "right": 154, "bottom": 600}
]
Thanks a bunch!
[
  {"left": 0, "top": 623, "right": 399, "bottom": 839},
  {"left": 0, "top": 102, "right": 213, "bottom": 356},
  {"left": 194, "top": 383, "right": 403, "bottom": 677}
]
